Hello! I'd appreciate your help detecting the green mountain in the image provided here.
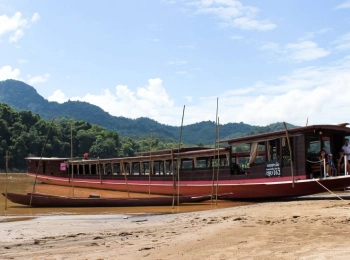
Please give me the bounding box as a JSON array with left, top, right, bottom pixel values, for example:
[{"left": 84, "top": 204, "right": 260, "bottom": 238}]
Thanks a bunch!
[{"left": 0, "top": 79, "right": 297, "bottom": 145}]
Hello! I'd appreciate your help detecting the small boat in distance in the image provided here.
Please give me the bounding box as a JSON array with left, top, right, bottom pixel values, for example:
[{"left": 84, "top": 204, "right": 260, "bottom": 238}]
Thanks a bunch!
[
  {"left": 26, "top": 124, "right": 350, "bottom": 199},
  {"left": 2, "top": 193, "right": 212, "bottom": 207}
]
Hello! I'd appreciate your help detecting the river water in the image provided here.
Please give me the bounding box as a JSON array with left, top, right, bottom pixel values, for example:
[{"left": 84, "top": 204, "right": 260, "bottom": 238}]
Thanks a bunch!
[{"left": 0, "top": 174, "right": 252, "bottom": 218}]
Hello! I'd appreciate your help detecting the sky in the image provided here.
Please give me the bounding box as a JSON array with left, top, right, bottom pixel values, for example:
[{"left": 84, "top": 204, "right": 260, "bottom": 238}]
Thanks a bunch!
[{"left": 1, "top": 0, "right": 350, "bottom": 127}]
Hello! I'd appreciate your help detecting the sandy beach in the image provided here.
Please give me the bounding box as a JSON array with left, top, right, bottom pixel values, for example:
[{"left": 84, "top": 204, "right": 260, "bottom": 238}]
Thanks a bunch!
[{"left": 1, "top": 199, "right": 350, "bottom": 260}]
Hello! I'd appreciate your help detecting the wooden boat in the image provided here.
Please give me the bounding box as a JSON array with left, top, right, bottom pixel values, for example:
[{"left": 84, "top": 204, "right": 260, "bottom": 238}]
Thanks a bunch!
[
  {"left": 2, "top": 192, "right": 212, "bottom": 207},
  {"left": 25, "top": 124, "right": 350, "bottom": 199}
]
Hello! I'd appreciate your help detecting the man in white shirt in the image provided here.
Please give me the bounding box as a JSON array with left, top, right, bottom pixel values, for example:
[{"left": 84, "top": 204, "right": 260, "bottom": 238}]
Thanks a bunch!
[{"left": 342, "top": 139, "right": 350, "bottom": 161}]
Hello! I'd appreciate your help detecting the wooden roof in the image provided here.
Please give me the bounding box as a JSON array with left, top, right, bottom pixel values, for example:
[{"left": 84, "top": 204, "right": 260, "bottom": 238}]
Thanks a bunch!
[
  {"left": 138, "top": 146, "right": 213, "bottom": 156},
  {"left": 25, "top": 147, "right": 229, "bottom": 165},
  {"left": 25, "top": 157, "right": 69, "bottom": 161},
  {"left": 221, "top": 124, "right": 350, "bottom": 145}
]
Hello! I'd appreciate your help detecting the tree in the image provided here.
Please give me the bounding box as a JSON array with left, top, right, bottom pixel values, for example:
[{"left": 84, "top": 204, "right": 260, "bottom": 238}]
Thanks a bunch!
[{"left": 120, "top": 138, "right": 140, "bottom": 157}]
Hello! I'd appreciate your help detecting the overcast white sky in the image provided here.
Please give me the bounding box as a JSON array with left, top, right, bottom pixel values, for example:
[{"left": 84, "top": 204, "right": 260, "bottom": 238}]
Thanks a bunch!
[{"left": 1, "top": 0, "right": 350, "bottom": 126}]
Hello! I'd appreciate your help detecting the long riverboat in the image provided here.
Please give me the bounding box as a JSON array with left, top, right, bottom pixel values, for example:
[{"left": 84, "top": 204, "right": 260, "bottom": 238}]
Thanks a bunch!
[
  {"left": 26, "top": 124, "right": 350, "bottom": 199},
  {"left": 2, "top": 192, "right": 212, "bottom": 207}
]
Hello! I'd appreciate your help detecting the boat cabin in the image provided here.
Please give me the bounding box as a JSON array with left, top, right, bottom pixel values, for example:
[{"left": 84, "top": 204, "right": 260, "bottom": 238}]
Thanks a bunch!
[
  {"left": 26, "top": 124, "right": 350, "bottom": 181},
  {"left": 222, "top": 124, "right": 350, "bottom": 179}
]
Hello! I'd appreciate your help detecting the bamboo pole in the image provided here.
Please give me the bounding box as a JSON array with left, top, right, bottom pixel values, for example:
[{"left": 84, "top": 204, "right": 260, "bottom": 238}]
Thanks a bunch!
[
  {"left": 71, "top": 161, "right": 75, "bottom": 197},
  {"left": 215, "top": 117, "right": 220, "bottom": 205},
  {"left": 283, "top": 122, "right": 294, "bottom": 188},
  {"left": 149, "top": 132, "right": 152, "bottom": 195},
  {"left": 122, "top": 161, "right": 130, "bottom": 198},
  {"left": 30, "top": 118, "right": 55, "bottom": 206},
  {"left": 171, "top": 148, "right": 176, "bottom": 208},
  {"left": 5, "top": 151, "right": 8, "bottom": 210},
  {"left": 211, "top": 98, "right": 219, "bottom": 204},
  {"left": 99, "top": 158, "right": 102, "bottom": 185},
  {"left": 175, "top": 105, "right": 185, "bottom": 207},
  {"left": 70, "top": 122, "right": 75, "bottom": 197}
]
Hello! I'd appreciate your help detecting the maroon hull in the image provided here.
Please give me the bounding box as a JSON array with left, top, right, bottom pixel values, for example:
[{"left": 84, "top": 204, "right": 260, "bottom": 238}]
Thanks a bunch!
[
  {"left": 29, "top": 173, "right": 350, "bottom": 199},
  {"left": 221, "top": 177, "right": 350, "bottom": 199},
  {"left": 25, "top": 125, "right": 350, "bottom": 200},
  {"left": 2, "top": 192, "right": 212, "bottom": 207}
]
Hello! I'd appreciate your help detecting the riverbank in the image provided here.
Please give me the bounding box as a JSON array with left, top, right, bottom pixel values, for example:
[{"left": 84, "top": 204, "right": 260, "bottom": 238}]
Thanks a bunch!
[{"left": 1, "top": 199, "right": 350, "bottom": 259}]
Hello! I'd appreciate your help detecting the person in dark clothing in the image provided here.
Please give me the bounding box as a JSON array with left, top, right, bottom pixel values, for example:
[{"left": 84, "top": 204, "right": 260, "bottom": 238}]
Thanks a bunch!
[
  {"left": 336, "top": 149, "right": 350, "bottom": 175},
  {"left": 319, "top": 150, "right": 329, "bottom": 177},
  {"left": 328, "top": 153, "right": 337, "bottom": 176}
]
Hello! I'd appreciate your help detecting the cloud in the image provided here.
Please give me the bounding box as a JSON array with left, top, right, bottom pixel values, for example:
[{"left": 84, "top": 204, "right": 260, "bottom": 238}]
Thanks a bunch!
[
  {"left": 167, "top": 60, "right": 200, "bottom": 77},
  {"left": 137, "top": 78, "right": 173, "bottom": 107},
  {"left": 298, "top": 28, "right": 332, "bottom": 41},
  {"left": 285, "top": 41, "right": 330, "bottom": 62},
  {"left": 158, "top": 56, "right": 350, "bottom": 126},
  {"left": 176, "top": 67, "right": 201, "bottom": 78},
  {"left": 48, "top": 90, "right": 68, "bottom": 103},
  {"left": 230, "top": 16, "right": 276, "bottom": 31},
  {"left": 27, "top": 73, "right": 50, "bottom": 84},
  {"left": 184, "top": 96, "right": 193, "bottom": 102},
  {"left": 162, "top": 0, "right": 180, "bottom": 4},
  {"left": 259, "top": 42, "right": 280, "bottom": 51},
  {"left": 318, "top": 28, "right": 332, "bottom": 34},
  {"left": 45, "top": 56, "right": 350, "bottom": 127},
  {"left": 0, "top": 65, "right": 49, "bottom": 85},
  {"left": 230, "top": 35, "right": 243, "bottom": 40},
  {"left": 53, "top": 78, "right": 177, "bottom": 124},
  {"left": 18, "top": 59, "right": 28, "bottom": 64},
  {"left": 188, "top": 0, "right": 276, "bottom": 31},
  {"left": 167, "top": 60, "right": 188, "bottom": 65},
  {"left": 332, "top": 32, "right": 350, "bottom": 51},
  {"left": 260, "top": 40, "right": 330, "bottom": 62},
  {"left": 31, "top": 13, "right": 40, "bottom": 23},
  {"left": 9, "top": 29, "right": 24, "bottom": 42},
  {"left": 0, "top": 12, "right": 39, "bottom": 42},
  {"left": 334, "top": 1, "right": 350, "bottom": 9},
  {"left": 214, "top": 56, "right": 350, "bottom": 126},
  {"left": 0, "top": 65, "right": 20, "bottom": 80}
]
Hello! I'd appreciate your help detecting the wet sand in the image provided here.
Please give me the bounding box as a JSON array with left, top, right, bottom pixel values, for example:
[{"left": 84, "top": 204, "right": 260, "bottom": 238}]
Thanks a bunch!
[
  {"left": 2, "top": 174, "right": 350, "bottom": 259},
  {"left": 1, "top": 199, "right": 350, "bottom": 259}
]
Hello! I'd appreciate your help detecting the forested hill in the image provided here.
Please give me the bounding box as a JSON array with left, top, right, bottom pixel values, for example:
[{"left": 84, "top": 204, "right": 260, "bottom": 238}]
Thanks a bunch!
[{"left": 0, "top": 79, "right": 297, "bottom": 145}]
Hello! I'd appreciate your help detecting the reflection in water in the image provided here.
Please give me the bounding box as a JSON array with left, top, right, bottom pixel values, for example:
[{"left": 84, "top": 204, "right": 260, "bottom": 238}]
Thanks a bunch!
[{"left": 0, "top": 174, "right": 253, "bottom": 217}]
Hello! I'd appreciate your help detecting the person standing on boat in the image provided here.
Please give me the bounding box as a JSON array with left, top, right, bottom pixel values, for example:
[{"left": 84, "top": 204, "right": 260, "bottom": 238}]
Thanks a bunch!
[
  {"left": 319, "top": 150, "right": 330, "bottom": 177},
  {"left": 336, "top": 149, "right": 347, "bottom": 175},
  {"left": 342, "top": 139, "right": 350, "bottom": 162},
  {"left": 328, "top": 153, "right": 337, "bottom": 176}
]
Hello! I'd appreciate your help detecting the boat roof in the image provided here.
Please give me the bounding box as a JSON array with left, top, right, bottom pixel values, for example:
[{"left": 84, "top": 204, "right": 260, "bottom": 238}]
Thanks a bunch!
[
  {"left": 221, "top": 124, "right": 350, "bottom": 145},
  {"left": 26, "top": 147, "right": 230, "bottom": 164},
  {"left": 25, "top": 157, "right": 70, "bottom": 161},
  {"left": 84, "top": 147, "right": 230, "bottom": 164},
  {"left": 138, "top": 146, "right": 213, "bottom": 156}
]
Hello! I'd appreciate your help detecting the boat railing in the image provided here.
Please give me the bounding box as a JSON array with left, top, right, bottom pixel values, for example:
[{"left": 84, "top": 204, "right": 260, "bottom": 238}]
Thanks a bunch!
[
  {"left": 345, "top": 155, "right": 348, "bottom": 175},
  {"left": 306, "top": 158, "right": 326, "bottom": 178}
]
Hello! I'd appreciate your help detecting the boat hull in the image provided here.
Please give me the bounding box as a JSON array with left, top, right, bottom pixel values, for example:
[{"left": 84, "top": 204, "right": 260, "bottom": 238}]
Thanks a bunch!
[
  {"left": 29, "top": 173, "right": 350, "bottom": 199},
  {"left": 2, "top": 192, "right": 212, "bottom": 207}
]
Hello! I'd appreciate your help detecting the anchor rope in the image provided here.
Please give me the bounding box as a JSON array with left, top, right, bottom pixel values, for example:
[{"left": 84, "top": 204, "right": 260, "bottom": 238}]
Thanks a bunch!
[{"left": 315, "top": 180, "right": 345, "bottom": 202}]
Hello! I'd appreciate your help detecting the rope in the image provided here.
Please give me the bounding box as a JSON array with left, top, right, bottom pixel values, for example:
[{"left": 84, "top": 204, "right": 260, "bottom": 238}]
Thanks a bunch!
[
  {"left": 307, "top": 160, "right": 346, "bottom": 202},
  {"left": 315, "top": 180, "right": 345, "bottom": 201},
  {"left": 306, "top": 159, "right": 323, "bottom": 164}
]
